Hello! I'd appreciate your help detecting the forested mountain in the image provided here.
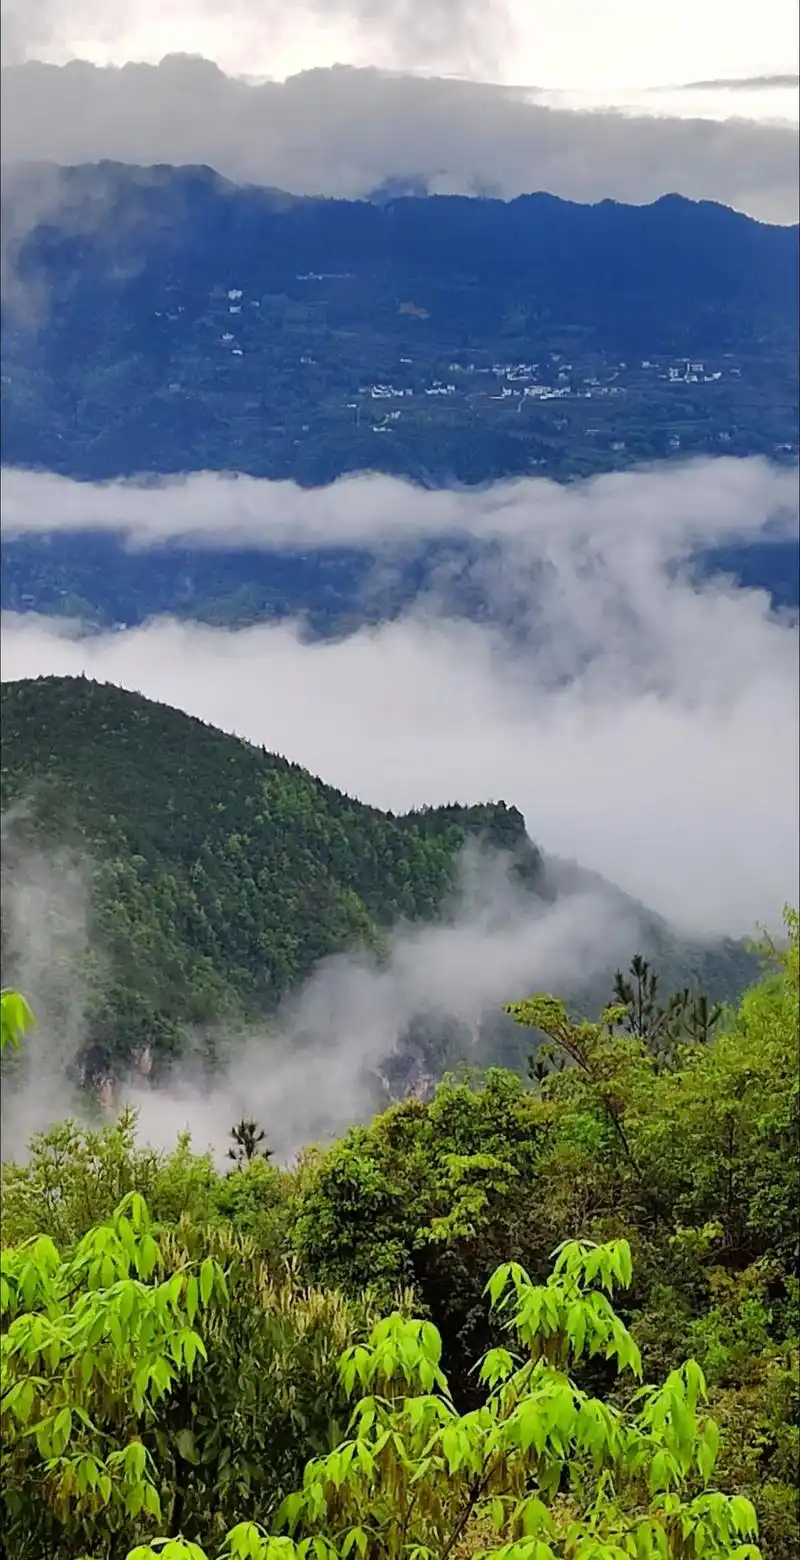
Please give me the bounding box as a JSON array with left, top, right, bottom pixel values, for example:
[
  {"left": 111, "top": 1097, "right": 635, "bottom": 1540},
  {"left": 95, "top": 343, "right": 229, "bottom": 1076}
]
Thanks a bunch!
[
  {"left": 2, "top": 169, "right": 796, "bottom": 485},
  {"left": 0, "top": 676, "right": 756, "bottom": 1088},
  {"left": 2, "top": 169, "right": 797, "bottom": 628}
]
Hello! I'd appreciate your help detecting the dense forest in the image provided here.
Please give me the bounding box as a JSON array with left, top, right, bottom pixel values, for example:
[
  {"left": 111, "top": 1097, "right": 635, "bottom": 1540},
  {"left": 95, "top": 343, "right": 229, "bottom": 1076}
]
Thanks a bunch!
[
  {"left": 0, "top": 677, "right": 756, "bottom": 1092},
  {"left": 1, "top": 910, "right": 797, "bottom": 1558}
]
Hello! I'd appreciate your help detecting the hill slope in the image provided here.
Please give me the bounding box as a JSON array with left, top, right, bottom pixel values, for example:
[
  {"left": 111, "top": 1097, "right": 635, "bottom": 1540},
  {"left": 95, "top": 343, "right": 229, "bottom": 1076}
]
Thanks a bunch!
[
  {"left": 0, "top": 676, "right": 756, "bottom": 1085},
  {"left": 0, "top": 676, "right": 543, "bottom": 1074}
]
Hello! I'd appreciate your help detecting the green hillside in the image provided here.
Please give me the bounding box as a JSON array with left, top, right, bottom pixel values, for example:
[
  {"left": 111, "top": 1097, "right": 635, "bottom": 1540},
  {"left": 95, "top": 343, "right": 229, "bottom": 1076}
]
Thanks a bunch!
[
  {"left": 0, "top": 677, "right": 543, "bottom": 1071},
  {"left": 0, "top": 676, "right": 755, "bottom": 1082}
]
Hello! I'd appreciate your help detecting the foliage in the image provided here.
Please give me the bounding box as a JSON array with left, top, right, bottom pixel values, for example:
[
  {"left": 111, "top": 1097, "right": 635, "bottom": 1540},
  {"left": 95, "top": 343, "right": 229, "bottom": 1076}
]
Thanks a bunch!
[
  {"left": 1, "top": 987, "right": 36, "bottom": 1054},
  {"left": 125, "top": 1239, "right": 764, "bottom": 1560},
  {"left": 1, "top": 1189, "right": 380, "bottom": 1559},
  {"left": 288, "top": 915, "right": 799, "bottom": 1556},
  {"left": 290, "top": 1069, "right": 557, "bottom": 1372},
  {"left": 0, "top": 911, "right": 795, "bottom": 1558},
  {"left": 228, "top": 1120, "right": 272, "bottom": 1168},
  {"left": 609, "top": 956, "right": 724, "bottom": 1069},
  {"left": 0, "top": 1111, "right": 219, "bottom": 1251},
  {"left": 1, "top": 1189, "right": 226, "bottom": 1557},
  {"left": 2, "top": 1200, "right": 767, "bottom": 1560}
]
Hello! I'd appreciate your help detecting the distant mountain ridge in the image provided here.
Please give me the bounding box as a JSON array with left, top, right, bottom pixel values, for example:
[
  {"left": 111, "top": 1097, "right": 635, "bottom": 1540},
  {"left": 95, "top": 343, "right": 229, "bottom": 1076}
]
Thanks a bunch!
[
  {"left": 0, "top": 676, "right": 757, "bottom": 1093},
  {"left": 2, "top": 164, "right": 796, "bottom": 627},
  {"left": 2, "top": 166, "right": 796, "bottom": 484}
]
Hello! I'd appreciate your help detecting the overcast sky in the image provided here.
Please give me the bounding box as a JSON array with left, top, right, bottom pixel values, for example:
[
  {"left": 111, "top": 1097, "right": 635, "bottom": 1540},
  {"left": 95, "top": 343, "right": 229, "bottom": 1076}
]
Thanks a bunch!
[
  {"left": 4, "top": 458, "right": 798, "bottom": 940},
  {"left": 2, "top": 0, "right": 798, "bottom": 98}
]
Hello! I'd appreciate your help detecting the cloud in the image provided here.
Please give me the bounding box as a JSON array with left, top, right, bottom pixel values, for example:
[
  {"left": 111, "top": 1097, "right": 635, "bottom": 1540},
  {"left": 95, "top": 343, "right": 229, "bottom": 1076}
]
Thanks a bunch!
[
  {"left": 0, "top": 0, "right": 514, "bottom": 78},
  {"left": 0, "top": 827, "right": 654, "bottom": 1162},
  {"left": 3, "top": 458, "right": 797, "bottom": 1159},
  {"left": 3, "top": 457, "right": 796, "bottom": 553},
  {"left": 678, "top": 74, "right": 799, "bottom": 91},
  {"left": 3, "top": 459, "right": 798, "bottom": 942},
  {"left": 1, "top": 59, "right": 797, "bottom": 224},
  {"left": 1, "top": 0, "right": 796, "bottom": 96}
]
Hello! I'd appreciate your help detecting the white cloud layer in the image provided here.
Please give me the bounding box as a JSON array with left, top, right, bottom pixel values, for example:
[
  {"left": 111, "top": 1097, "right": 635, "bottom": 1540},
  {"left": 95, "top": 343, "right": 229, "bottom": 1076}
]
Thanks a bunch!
[
  {"left": 3, "top": 457, "right": 796, "bottom": 552},
  {"left": 3, "top": 458, "right": 798, "bottom": 941},
  {"left": 2, "top": 59, "right": 797, "bottom": 222},
  {"left": 1, "top": 0, "right": 797, "bottom": 96}
]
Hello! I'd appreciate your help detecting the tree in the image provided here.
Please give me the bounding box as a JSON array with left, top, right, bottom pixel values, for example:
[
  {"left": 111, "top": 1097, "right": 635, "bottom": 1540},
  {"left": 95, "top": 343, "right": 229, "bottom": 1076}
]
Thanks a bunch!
[
  {"left": 126, "top": 1239, "right": 763, "bottom": 1560},
  {"left": 610, "top": 956, "right": 722, "bottom": 1070},
  {"left": 1, "top": 1190, "right": 227, "bottom": 1558},
  {"left": 227, "top": 1119, "right": 272, "bottom": 1168}
]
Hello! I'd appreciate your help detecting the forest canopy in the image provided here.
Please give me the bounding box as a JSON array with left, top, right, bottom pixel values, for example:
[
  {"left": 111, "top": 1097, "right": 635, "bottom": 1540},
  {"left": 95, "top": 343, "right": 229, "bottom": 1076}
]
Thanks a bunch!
[{"left": 1, "top": 910, "right": 797, "bottom": 1559}]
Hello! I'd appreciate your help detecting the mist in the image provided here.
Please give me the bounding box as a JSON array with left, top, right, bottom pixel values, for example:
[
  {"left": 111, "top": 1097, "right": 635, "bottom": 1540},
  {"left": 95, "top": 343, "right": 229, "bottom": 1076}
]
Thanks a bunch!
[
  {"left": 2, "top": 59, "right": 798, "bottom": 226},
  {"left": 4, "top": 457, "right": 796, "bottom": 554},
  {"left": 0, "top": 823, "right": 96, "bottom": 1151},
  {"left": 0, "top": 817, "right": 655, "bottom": 1164},
  {"left": 2, "top": 458, "right": 798, "bottom": 1159},
  {"left": 115, "top": 855, "right": 649, "bottom": 1163},
  {"left": 3, "top": 457, "right": 797, "bottom": 941}
]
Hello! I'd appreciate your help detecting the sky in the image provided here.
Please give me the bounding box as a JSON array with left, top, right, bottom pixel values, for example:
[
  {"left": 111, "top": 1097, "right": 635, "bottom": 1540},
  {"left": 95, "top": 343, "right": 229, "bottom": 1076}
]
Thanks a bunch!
[
  {"left": 2, "top": 0, "right": 798, "bottom": 105},
  {"left": 3, "top": 61, "right": 797, "bottom": 225}
]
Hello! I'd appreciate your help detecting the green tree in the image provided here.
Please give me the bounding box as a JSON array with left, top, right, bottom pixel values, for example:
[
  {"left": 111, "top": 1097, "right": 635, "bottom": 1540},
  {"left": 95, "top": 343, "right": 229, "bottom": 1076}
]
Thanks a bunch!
[
  {"left": 227, "top": 1120, "right": 272, "bottom": 1168},
  {"left": 1, "top": 1190, "right": 227, "bottom": 1558},
  {"left": 127, "top": 1239, "right": 763, "bottom": 1560}
]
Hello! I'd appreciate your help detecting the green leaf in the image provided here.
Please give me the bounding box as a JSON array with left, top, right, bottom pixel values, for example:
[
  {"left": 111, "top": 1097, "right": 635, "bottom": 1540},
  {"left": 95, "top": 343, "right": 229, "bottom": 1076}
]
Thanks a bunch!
[
  {"left": 199, "top": 1258, "right": 214, "bottom": 1307},
  {"left": 730, "top": 1496, "right": 759, "bottom": 1537},
  {"left": 176, "top": 1428, "right": 199, "bottom": 1465},
  {"left": 143, "top": 1482, "right": 162, "bottom": 1519},
  {"left": 185, "top": 1275, "right": 199, "bottom": 1325},
  {"left": 566, "top": 1302, "right": 587, "bottom": 1359},
  {"left": 696, "top": 1420, "right": 720, "bottom": 1483}
]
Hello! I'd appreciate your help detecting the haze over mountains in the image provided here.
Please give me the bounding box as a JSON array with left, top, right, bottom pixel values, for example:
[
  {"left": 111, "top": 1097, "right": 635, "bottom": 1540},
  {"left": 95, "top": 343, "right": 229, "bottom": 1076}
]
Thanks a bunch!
[
  {"left": 0, "top": 5, "right": 797, "bottom": 1151},
  {"left": 1, "top": 13, "right": 798, "bottom": 1560},
  {"left": 2, "top": 173, "right": 797, "bottom": 628},
  {"left": 3, "top": 57, "right": 799, "bottom": 223},
  {"left": 3, "top": 173, "right": 796, "bottom": 484}
]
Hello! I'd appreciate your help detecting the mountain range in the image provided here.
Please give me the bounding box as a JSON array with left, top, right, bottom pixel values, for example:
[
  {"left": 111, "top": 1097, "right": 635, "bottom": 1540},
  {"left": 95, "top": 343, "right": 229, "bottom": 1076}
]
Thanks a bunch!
[
  {"left": 0, "top": 676, "right": 758, "bottom": 1100},
  {"left": 3, "top": 168, "right": 796, "bottom": 484},
  {"left": 2, "top": 167, "right": 797, "bottom": 629}
]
